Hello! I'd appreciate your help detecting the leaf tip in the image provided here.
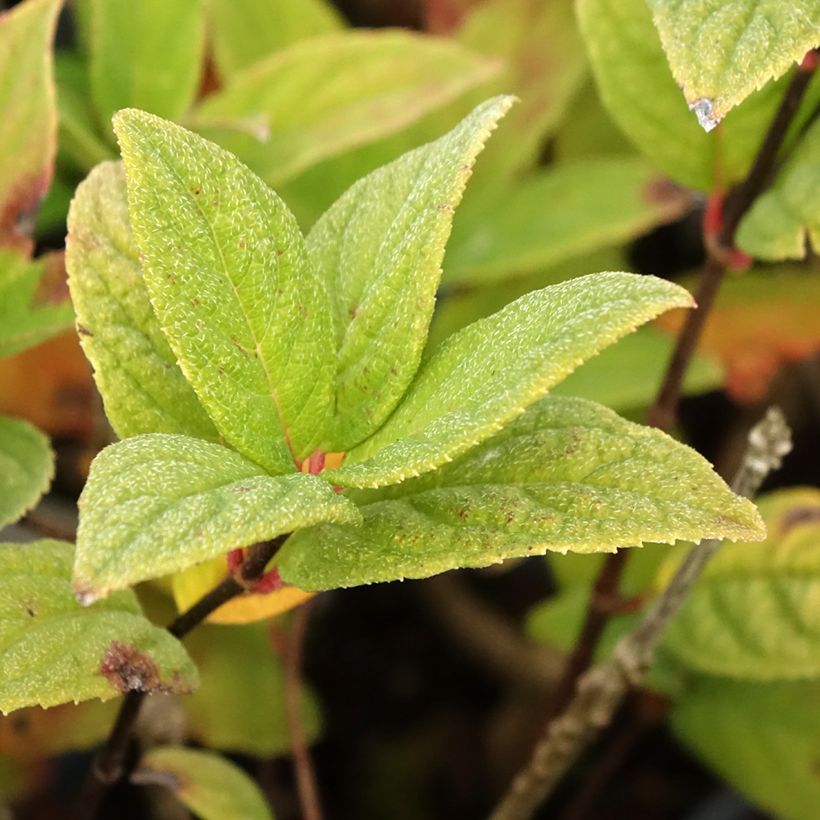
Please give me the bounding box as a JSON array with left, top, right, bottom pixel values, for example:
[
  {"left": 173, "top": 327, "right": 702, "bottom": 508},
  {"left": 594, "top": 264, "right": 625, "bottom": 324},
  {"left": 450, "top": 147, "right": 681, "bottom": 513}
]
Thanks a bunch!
[
  {"left": 72, "top": 580, "right": 102, "bottom": 607},
  {"left": 689, "top": 97, "right": 720, "bottom": 132}
]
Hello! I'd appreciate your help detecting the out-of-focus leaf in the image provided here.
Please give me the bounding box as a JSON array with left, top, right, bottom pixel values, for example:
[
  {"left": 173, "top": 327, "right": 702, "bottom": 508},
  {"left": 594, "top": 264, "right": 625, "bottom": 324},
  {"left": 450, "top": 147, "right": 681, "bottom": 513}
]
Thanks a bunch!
[
  {"left": 662, "top": 488, "right": 820, "bottom": 680},
  {"left": 671, "top": 676, "right": 820, "bottom": 820},
  {"left": 66, "top": 161, "right": 218, "bottom": 442},
  {"left": 207, "top": 0, "right": 343, "bottom": 79},
  {"left": 193, "top": 30, "right": 501, "bottom": 185},
  {"left": 647, "top": 0, "right": 820, "bottom": 129},
  {"left": 0, "top": 540, "right": 197, "bottom": 713},
  {"left": 74, "top": 434, "right": 361, "bottom": 602},
  {"left": 172, "top": 559, "right": 313, "bottom": 625},
  {"left": 310, "top": 96, "right": 512, "bottom": 452},
  {"left": 183, "top": 623, "right": 319, "bottom": 755},
  {"left": 655, "top": 266, "right": 820, "bottom": 403},
  {"left": 737, "top": 117, "right": 820, "bottom": 261},
  {"left": 444, "top": 157, "right": 694, "bottom": 285},
  {"left": 35, "top": 172, "right": 73, "bottom": 239},
  {"left": 0, "top": 249, "right": 74, "bottom": 358},
  {"left": 89, "top": 0, "right": 206, "bottom": 126},
  {"left": 0, "top": 0, "right": 60, "bottom": 251},
  {"left": 0, "top": 415, "right": 53, "bottom": 529},
  {"left": 114, "top": 110, "right": 333, "bottom": 471},
  {"left": 327, "top": 273, "right": 692, "bottom": 489},
  {"left": 136, "top": 746, "right": 273, "bottom": 820},
  {"left": 279, "top": 396, "right": 764, "bottom": 590}
]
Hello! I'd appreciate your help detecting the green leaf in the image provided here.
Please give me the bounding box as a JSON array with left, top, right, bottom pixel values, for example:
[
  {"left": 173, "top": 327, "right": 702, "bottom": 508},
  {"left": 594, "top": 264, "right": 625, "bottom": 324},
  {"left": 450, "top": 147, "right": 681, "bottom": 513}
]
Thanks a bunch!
[
  {"left": 0, "top": 0, "right": 60, "bottom": 249},
  {"left": 310, "top": 95, "right": 513, "bottom": 452},
  {"left": 326, "top": 272, "right": 693, "bottom": 489},
  {"left": 647, "top": 0, "right": 820, "bottom": 129},
  {"left": 0, "top": 539, "right": 197, "bottom": 713},
  {"left": 0, "top": 248, "right": 74, "bottom": 358},
  {"left": 207, "top": 0, "right": 343, "bottom": 79},
  {"left": 737, "top": 117, "right": 820, "bottom": 260},
  {"left": 278, "top": 396, "right": 764, "bottom": 590},
  {"left": 89, "top": 0, "right": 206, "bottom": 126},
  {"left": 662, "top": 487, "right": 820, "bottom": 680},
  {"left": 671, "top": 676, "right": 820, "bottom": 820},
  {"left": 183, "top": 623, "right": 319, "bottom": 755},
  {"left": 444, "top": 157, "right": 694, "bottom": 285},
  {"left": 114, "top": 109, "right": 334, "bottom": 472},
  {"left": 66, "top": 160, "right": 219, "bottom": 441},
  {"left": 74, "top": 434, "right": 361, "bottom": 602},
  {"left": 192, "top": 30, "right": 501, "bottom": 185},
  {"left": 0, "top": 415, "right": 53, "bottom": 529},
  {"left": 136, "top": 746, "right": 273, "bottom": 820}
]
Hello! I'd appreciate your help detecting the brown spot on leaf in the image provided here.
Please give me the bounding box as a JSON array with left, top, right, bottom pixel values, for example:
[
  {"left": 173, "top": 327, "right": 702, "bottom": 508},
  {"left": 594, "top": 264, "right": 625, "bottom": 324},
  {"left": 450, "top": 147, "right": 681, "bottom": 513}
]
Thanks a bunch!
[
  {"left": 100, "top": 642, "right": 162, "bottom": 693},
  {"left": 781, "top": 506, "right": 820, "bottom": 535},
  {"left": 77, "top": 324, "right": 93, "bottom": 337},
  {"left": 642, "top": 176, "right": 694, "bottom": 217},
  {"left": 0, "top": 170, "right": 51, "bottom": 253}
]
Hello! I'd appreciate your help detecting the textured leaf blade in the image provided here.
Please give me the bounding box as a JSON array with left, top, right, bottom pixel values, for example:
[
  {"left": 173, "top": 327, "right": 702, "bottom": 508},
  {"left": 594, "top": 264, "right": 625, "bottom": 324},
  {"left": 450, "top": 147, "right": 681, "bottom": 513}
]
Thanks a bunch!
[
  {"left": 192, "top": 30, "right": 501, "bottom": 185},
  {"left": 647, "top": 0, "right": 820, "bottom": 128},
  {"left": 0, "top": 540, "right": 197, "bottom": 713},
  {"left": 74, "top": 434, "right": 361, "bottom": 601},
  {"left": 114, "top": 110, "right": 334, "bottom": 471},
  {"left": 66, "top": 160, "right": 219, "bottom": 441},
  {"left": 279, "top": 396, "right": 764, "bottom": 590},
  {"left": 137, "top": 747, "right": 273, "bottom": 820},
  {"left": 89, "top": 0, "right": 205, "bottom": 125},
  {"left": 0, "top": 415, "right": 53, "bottom": 528},
  {"left": 327, "top": 272, "right": 693, "bottom": 489},
  {"left": 310, "top": 95, "right": 513, "bottom": 452},
  {"left": 662, "top": 488, "right": 820, "bottom": 680}
]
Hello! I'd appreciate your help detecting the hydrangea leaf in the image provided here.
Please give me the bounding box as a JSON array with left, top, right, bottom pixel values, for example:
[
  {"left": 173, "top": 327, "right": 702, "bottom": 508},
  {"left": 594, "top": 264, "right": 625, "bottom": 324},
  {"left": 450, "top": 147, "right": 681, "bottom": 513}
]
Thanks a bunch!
[
  {"left": 737, "top": 116, "right": 820, "bottom": 260},
  {"left": 89, "top": 0, "right": 205, "bottom": 126},
  {"left": 207, "top": 0, "right": 342, "bottom": 79},
  {"left": 279, "top": 396, "right": 764, "bottom": 590},
  {"left": 66, "top": 160, "right": 219, "bottom": 441},
  {"left": 326, "top": 272, "right": 693, "bottom": 489},
  {"left": 0, "top": 0, "right": 60, "bottom": 251},
  {"left": 309, "top": 95, "right": 513, "bottom": 453},
  {"left": 114, "top": 110, "right": 334, "bottom": 471},
  {"left": 647, "top": 0, "right": 820, "bottom": 129},
  {"left": 0, "top": 249, "right": 74, "bottom": 359},
  {"left": 136, "top": 747, "right": 273, "bottom": 820},
  {"left": 661, "top": 487, "right": 820, "bottom": 680},
  {"left": 183, "top": 623, "right": 319, "bottom": 756},
  {"left": 0, "top": 415, "right": 53, "bottom": 529},
  {"left": 192, "top": 30, "right": 501, "bottom": 185},
  {"left": 0, "top": 540, "right": 197, "bottom": 714},
  {"left": 74, "top": 434, "right": 361, "bottom": 602},
  {"left": 443, "top": 157, "right": 694, "bottom": 285}
]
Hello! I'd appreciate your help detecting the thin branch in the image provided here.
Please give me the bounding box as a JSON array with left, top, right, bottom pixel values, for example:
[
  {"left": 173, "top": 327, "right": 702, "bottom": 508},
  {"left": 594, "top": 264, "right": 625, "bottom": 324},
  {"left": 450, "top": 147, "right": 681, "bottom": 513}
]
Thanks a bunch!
[
  {"left": 488, "top": 408, "right": 792, "bottom": 820},
  {"left": 74, "top": 536, "right": 288, "bottom": 820},
  {"left": 283, "top": 602, "right": 324, "bottom": 820}
]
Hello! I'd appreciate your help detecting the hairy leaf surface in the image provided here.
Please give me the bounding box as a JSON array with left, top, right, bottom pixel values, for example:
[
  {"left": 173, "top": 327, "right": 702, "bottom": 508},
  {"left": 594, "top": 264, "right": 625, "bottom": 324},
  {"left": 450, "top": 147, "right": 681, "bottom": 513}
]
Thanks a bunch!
[
  {"left": 0, "top": 415, "right": 53, "bottom": 529},
  {"left": 0, "top": 540, "right": 197, "bottom": 713},
  {"left": 114, "top": 110, "right": 334, "bottom": 470},
  {"left": 279, "top": 396, "right": 764, "bottom": 590},
  {"left": 67, "top": 161, "right": 218, "bottom": 441},
  {"left": 327, "top": 273, "right": 693, "bottom": 489},
  {"left": 74, "top": 434, "right": 361, "bottom": 601}
]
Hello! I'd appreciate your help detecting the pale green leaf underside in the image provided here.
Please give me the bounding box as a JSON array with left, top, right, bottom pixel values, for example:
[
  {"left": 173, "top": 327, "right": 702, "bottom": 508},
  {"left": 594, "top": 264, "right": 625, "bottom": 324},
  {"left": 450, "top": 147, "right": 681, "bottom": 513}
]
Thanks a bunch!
[
  {"left": 278, "top": 396, "right": 763, "bottom": 591},
  {"left": 310, "top": 95, "right": 513, "bottom": 452},
  {"left": 66, "top": 161, "right": 219, "bottom": 441},
  {"left": 138, "top": 746, "right": 273, "bottom": 820},
  {"left": 208, "top": 0, "right": 343, "bottom": 79},
  {"left": 0, "top": 540, "right": 197, "bottom": 714},
  {"left": 648, "top": 0, "right": 820, "bottom": 127},
  {"left": 192, "top": 29, "right": 501, "bottom": 185},
  {"left": 672, "top": 677, "right": 820, "bottom": 820},
  {"left": 327, "top": 272, "right": 693, "bottom": 489},
  {"left": 0, "top": 415, "right": 53, "bottom": 529},
  {"left": 89, "top": 0, "right": 205, "bottom": 126},
  {"left": 0, "top": 249, "right": 74, "bottom": 359},
  {"left": 74, "top": 434, "right": 361, "bottom": 602},
  {"left": 114, "top": 109, "right": 335, "bottom": 471},
  {"left": 444, "top": 156, "right": 693, "bottom": 285},
  {"left": 663, "top": 488, "right": 820, "bottom": 680},
  {"left": 737, "top": 116, "right": 820, "bottom": 260}
]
